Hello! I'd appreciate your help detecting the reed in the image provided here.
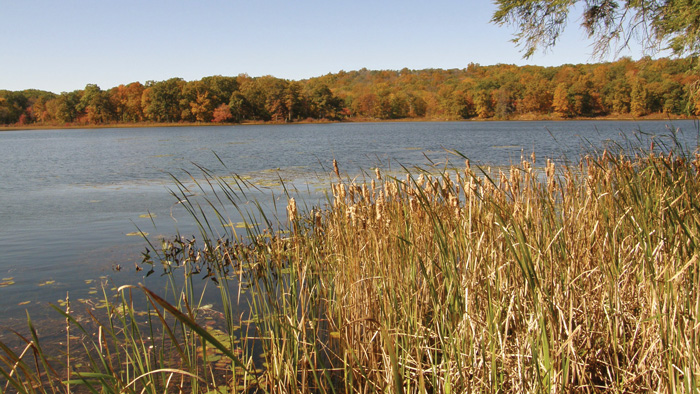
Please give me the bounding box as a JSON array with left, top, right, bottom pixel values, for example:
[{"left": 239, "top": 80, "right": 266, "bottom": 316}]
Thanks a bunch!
[{"left": 1, "top": 132, "right": 699, "bottom": 393}]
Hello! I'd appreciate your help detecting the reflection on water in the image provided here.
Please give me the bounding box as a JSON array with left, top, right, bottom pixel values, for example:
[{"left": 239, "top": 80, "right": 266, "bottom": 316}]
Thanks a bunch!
[{"left": 0, "top": 120, "right": 697, "bottom": 317}]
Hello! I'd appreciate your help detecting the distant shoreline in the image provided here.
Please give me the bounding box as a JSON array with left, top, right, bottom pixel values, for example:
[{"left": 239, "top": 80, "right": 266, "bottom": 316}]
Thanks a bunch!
[{"left": 1, "top": 113, "right": 694, "bottom": 132}]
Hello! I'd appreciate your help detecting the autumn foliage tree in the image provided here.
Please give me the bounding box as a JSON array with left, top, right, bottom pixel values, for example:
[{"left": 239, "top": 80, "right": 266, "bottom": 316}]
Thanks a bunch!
[{"left": 2, "top": 58, "right": 698, "bottom": 127}]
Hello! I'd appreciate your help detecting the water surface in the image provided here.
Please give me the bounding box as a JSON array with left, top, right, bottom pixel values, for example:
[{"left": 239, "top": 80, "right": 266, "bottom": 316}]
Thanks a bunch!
[{"left": 1, "top": 120, "right": 697, "bottom": 318}]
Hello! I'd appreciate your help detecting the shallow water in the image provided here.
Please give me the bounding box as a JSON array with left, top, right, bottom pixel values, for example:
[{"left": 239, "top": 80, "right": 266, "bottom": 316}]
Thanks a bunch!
[{"left": 1, "top": 120, "right": 697, "bottom": 318}]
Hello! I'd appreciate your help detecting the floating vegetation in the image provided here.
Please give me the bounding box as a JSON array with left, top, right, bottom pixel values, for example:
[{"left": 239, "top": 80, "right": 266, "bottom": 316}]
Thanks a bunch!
[
  {"left": 126, "top": 231, "right": 148, "bottom": 237},
  {"left": 37, "top": 280, "right": 55, "bottom": 286},
  {"left": 17, "top": 301, "right": 31, "bottom": 306},
  {"left": 88, "top": 199, "right": 101, "bottom": 203},
  {"left": 492, "top": 144, "right": 522, "bottom": 149},
  {"left": 0, "top": 280, "right": 15, "bottom": 288},
  {"left": 152, "top": 154, "right": 174, "bottom": 158},
  {"left": 223, "top": 221, "right": 258, "bottom": 229},
  {"left": 139, "top": 213, "right": 156, "bottom": 218}
]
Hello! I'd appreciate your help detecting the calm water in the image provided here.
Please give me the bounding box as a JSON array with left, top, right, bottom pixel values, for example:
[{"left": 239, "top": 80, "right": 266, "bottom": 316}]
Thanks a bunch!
[{"left": 1, "top": 120, "right": 697, "bottom": 318}]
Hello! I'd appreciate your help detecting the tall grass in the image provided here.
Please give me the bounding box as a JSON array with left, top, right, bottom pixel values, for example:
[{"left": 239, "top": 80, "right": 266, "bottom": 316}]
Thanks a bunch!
[{"left": 2, "top": 133, "right": 699, "bottom": 393}]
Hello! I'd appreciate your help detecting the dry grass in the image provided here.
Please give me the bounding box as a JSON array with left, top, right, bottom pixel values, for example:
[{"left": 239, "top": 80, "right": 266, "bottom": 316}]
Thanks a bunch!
[{"left": 236, "top": 141, "right": 700, "bottom": 393}]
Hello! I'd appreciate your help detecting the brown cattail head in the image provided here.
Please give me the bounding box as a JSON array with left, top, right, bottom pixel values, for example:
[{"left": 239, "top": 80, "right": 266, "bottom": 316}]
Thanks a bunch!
[
  {"left": 314, "top": 210, "right": 322, "bottom": 229},
  {"left": 333, "top": 159, "right": 340, "bottom": 178}
]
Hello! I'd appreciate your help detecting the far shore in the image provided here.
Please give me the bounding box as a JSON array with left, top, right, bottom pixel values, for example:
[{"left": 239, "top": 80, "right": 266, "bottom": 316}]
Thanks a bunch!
[{"left": 1, "top": 112, "right": 695, "bottom": 132}]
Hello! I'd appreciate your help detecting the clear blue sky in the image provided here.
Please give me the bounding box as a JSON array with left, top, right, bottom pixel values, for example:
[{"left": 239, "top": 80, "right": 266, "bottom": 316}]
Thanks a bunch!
[{"left": 1, "top": 0, "right": 653, "bottom": 94}]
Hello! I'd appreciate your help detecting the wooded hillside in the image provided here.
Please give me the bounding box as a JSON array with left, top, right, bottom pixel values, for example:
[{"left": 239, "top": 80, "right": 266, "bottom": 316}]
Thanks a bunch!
[{"left": 1, "top": 56, "right": 698, "bottom": 126}]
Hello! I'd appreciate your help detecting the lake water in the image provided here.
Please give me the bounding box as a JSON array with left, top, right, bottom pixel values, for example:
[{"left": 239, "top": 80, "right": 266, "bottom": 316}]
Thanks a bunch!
[{"left": 1, "top": 120, "right": 698, "bottom": 321}]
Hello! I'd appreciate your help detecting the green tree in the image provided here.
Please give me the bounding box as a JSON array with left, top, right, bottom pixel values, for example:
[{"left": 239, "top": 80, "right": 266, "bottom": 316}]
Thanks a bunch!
[
  {"left": 228, "top": 91, "right": 252, "bottom": 122},
  {"left": 492, "top": 0, "right": 700, "bottom": 59},
  {"left": 305, "top": 82, "right": 342, "bottom": 119},
  {"left": 142, "top": 78, "right": 185, "bottom": 123},
  {"left": 54, "top": 91, "right": 81, "bottom": 123},
  {"left": 200, "top": 75, "right": 239, "bottom": 109},
  {"left": 79, "top": 84, "right": 114, "bottom": 124},
  {"left": 0, "top": 91, "right": 29, "bottom": 124}
]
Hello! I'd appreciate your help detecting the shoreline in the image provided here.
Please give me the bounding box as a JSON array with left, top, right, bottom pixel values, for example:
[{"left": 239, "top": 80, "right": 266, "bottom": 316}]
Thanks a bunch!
[{"left": 1, "top": 113, "right": 695, "bottom": 132}]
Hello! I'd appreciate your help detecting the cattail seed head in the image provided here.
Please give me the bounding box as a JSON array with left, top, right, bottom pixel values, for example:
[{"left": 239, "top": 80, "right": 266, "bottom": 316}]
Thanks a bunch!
[
  {"left": 287, "top": 198, "right": 298, "bottom": 222},
  {"left": 362, "top": 184, "right": 370, "bottom": 201},
  {"left": 314, "top": 211, "right": 322, "bottom": 229},
  {"left": 333, "top": 159, "right": 340, "bottom": 178}
]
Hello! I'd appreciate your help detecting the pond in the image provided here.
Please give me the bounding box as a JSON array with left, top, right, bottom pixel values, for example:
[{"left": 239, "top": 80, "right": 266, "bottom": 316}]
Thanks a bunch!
[{"left": 1, "top": 120, "right": 697, "bottom": 320}]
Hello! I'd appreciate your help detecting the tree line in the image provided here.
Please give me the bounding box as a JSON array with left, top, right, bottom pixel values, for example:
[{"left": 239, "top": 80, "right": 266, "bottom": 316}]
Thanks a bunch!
[{"left": 1, "top": 56, "right": 698, "bottom": 127}]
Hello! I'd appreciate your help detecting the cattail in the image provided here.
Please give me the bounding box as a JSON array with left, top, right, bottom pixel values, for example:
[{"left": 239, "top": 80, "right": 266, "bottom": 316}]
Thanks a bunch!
[
  {"left": 499, "top": 171, "right": 509, "bottom": 195},
  {"left": 287, "top": 197, "right": 298, "bottom": 222},
  {"left": 332, "top": 184, "right": 341, "bottom": 207},
  {"left": 362, "top": 184, "right": 370, "bottom": 201},
  {"left": 375, "top": 167, "right": 382, "bottom": 180},
  {"left": 338, "top": 184, "right": 346, "bottom": 201},
  {"left": 409, "top": 197, "right": 419, "bottom": 213},
  {"left": 375, "top": 193, "right": 385, "bottom": 221},
  {"left": 386, "top": 181, "right": 398, "bottom": 199},
  {"left": 448, "top": 192, "right": 459, "bottom": 208},
  {"left": 546, "top": 159, "right": 556, "bottom": 193},
  {"left": 509, "top": 167, "right": 521, "bottom": 193},
  {"left": 345, "top": 205, "right": 357, "bottom": 225},
  {"left": 333, "top": 159, "right": 340, "bottom": 178},
  {"left": 314, "top": 211, "right": 322, "bottom": 229},
  {"left": 545, "top": 159, "right": 555, "bottom": 178},
  {"left": 447, "top": 193, "right": 460, "bottom": 216},
  {"left": 348, "top": 184, "right": 355, "bottom": 203}
]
